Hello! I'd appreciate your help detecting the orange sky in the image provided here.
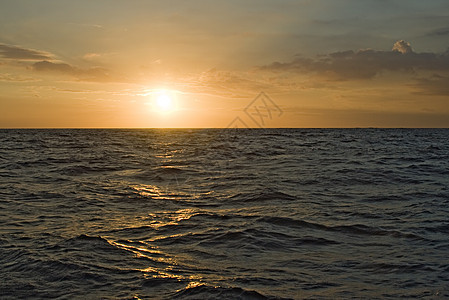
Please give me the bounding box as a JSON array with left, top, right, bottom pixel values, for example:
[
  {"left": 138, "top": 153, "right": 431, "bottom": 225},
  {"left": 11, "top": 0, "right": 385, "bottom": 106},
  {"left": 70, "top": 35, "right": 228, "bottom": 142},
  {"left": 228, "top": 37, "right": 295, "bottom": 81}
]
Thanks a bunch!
[{"left": 1, "top": 0, "right": 449, "bottom": 128}]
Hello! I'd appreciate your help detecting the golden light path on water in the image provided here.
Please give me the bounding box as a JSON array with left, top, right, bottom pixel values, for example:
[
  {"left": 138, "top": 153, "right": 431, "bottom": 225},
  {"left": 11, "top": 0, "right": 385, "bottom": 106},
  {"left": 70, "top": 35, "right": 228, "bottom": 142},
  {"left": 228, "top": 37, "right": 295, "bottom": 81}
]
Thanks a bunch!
[{"left": 104, "top": 173, "right": 216, "bottom": 293}]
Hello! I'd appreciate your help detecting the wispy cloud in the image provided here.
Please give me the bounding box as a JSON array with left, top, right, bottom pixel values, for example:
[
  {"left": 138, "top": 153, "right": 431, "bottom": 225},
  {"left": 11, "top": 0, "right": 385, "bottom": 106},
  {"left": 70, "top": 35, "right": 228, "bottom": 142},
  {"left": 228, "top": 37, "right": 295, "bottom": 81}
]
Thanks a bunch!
[
  {"left": 412, "top": 74, "right": 449, "bottom": 96},
  {"left": 178, "top": 68, "right": 278, "bottom": 98},
  {"left": 0, "top": 43, "right": 52, "bottom": 60},
  {"left": 0, "top": 43, "right": 118, "bottom": 82},
  {"left": 427, "top": 26, "right": 449, "bottom": 37},
  {"left": 32, "top": 60, "right": 114, "bottom": 82},
  {"left": 32, "top": 61, "right": 74, "bottom": 73},
  {"left": 0, "top": 73, "right": 39, "bottom": 82}
]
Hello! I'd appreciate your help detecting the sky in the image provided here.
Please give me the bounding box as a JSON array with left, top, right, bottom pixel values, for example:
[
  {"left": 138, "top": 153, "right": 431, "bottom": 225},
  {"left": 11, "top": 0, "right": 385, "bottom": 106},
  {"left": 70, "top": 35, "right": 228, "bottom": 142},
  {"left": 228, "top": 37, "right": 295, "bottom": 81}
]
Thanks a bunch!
[{"left": 1, "top": 0, "right": 449, "bottom": 128}]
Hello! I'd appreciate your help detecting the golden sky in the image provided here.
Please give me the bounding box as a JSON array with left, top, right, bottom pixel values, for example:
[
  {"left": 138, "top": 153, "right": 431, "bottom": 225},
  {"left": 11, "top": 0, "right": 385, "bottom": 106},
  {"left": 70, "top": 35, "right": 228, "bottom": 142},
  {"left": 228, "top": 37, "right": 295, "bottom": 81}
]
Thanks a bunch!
[{"left": 1, "top": 0, "right": 449, "bottom": 128}]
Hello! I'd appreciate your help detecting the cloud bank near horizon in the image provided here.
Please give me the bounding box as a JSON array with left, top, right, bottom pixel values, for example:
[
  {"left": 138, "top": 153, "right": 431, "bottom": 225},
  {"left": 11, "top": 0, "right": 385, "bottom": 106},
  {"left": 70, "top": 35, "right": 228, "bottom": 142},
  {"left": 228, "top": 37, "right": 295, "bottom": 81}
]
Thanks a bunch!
[{"left": 262, "top": 40, "right": 449, "bottom": 82}]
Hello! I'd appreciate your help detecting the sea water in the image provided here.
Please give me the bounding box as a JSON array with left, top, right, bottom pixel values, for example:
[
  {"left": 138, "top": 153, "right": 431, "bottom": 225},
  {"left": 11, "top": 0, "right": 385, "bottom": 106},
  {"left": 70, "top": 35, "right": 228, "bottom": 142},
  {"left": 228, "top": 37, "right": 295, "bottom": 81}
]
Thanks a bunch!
[{"left": 1, "top": 129, "right": 448, "bottom": 299}]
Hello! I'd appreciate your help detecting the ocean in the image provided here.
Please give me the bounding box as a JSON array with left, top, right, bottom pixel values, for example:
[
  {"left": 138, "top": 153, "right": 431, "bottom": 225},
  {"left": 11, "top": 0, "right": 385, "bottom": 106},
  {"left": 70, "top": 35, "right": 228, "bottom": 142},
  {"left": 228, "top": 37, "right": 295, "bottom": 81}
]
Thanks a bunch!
[{"left": 1, "top": 129, "right": 448, "bottom": 299}]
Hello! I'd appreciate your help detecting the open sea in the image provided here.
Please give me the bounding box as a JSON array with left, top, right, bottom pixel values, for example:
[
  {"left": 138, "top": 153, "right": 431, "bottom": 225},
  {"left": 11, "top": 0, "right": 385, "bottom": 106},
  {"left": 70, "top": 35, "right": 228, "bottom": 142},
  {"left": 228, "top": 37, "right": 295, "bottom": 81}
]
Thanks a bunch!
[{"left": 1, "top": 128, "right": 448, "bottom": 299}]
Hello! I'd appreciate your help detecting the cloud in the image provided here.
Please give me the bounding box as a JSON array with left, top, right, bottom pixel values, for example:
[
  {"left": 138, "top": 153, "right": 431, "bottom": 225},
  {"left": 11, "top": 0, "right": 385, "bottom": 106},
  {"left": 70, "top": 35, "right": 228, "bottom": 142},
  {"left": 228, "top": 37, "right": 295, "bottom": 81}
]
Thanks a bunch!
[
  {"left": 0, "top": 44, "right": 117, "bottom": 82},
  {"left": 0, "top": 43, "right": 52, "bottom": 60},
  {"left": 262, "top": 40, "right": 449, "bottom": 80},
  {"left": 412, "top": 74, "right": 449, "bottom": 96},
  {"left": 82, "top": 53, "right": 101, "bottom": 60},
  {"left": 428, "top": 26, "right": 449, "bottom": 36},
  {"left": 183, "top": 68, "right": 277, "bottom": 98},
  {"left": 33, "top": 60, "right": 74, "bottom": 73},
  {"left": 392, "top": 40, "right": 413, "bottom": 54},
  {"left": 0, "top": 73, "right": 38, "bottom": 82},
  {"left": 32, "top": 60, "right": 113, "bottom": 82}
]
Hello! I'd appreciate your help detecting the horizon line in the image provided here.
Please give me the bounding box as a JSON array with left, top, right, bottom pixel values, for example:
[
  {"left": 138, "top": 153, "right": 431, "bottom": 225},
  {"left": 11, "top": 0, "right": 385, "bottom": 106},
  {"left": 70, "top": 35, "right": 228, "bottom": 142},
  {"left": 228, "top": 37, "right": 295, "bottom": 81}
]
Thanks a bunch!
[{"left": 1, "top": 127, "right": 448, "bottom": 130}]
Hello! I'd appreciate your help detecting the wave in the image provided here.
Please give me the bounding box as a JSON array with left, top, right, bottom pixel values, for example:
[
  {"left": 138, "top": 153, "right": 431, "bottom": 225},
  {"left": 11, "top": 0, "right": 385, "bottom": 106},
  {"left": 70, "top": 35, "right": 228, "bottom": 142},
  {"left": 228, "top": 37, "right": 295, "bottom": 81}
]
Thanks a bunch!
[
  {"left": 356, "top": 262, "right": 437, "bottom": 274},
  {"left": 228, "top": 190, "right": 296, "bottom": 203},
  {"left": 130, "top": 166, "right": 194, "bottom": 183},
  {"left": 259, "top": 216, "right": 427, "bottom": 240},
  {"left": 172, "top": 284, "right": 285, "bottom": 300}
]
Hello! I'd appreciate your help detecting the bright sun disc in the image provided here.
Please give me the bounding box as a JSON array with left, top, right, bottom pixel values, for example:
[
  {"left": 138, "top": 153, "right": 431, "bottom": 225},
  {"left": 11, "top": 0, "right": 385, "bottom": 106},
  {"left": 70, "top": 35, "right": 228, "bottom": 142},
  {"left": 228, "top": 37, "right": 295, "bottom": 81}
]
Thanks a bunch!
[{"left": 155, "top": 91, "right": 175, "bottom": 112}]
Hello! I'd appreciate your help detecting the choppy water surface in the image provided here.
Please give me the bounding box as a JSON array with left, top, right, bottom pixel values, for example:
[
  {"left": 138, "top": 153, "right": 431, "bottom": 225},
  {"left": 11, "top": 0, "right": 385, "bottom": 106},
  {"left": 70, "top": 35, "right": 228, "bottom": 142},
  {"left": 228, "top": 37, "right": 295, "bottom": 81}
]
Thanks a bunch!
[{"left": 1, "top": 129, "right": 448, "bottom": 299}]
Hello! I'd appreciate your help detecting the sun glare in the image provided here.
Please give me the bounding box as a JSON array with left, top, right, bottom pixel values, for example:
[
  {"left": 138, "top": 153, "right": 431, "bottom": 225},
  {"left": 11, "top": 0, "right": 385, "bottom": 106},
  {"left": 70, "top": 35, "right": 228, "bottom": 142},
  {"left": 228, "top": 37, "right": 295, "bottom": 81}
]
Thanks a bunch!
[{"left": 155, "top": 90, "right": 175, "bottom": 113}]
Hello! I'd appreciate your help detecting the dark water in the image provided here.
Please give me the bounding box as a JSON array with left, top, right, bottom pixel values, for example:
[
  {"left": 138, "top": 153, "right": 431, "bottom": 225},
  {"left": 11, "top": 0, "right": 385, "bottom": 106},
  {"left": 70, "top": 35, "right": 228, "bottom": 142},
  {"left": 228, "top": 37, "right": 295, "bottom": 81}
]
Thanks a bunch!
[{"left": 1, "top": 129, "right": 448, "bottom": 299}]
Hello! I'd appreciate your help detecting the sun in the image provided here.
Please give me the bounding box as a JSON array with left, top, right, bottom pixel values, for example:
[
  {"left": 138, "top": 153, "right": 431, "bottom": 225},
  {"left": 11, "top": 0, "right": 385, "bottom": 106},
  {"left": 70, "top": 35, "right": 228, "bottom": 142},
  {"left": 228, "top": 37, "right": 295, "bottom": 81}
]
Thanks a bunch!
[
  {"left": 155, "top": 90, "right": 175, "bottom": 113},
  {"left": 157, "top": 93, "right": 172, "bottom": 111}
]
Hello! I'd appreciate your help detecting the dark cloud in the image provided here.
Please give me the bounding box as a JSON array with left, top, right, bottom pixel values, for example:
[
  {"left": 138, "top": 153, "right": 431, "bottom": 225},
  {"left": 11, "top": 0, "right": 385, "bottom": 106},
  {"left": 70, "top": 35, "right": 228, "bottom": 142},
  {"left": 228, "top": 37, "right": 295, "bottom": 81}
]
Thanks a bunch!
[
  {"left": 32, "top": 60, "right": 112, "bottom": 82},
  {"left": 0, "top": 43, "right": 52, "bottom": 60},
  {"left": 428, "top": 27, "right": 449, "bottom": 36},
  {"left": 262, "top": 40, "right": 449, "bottom": 80},
  {"left": 0, "top": 44, "right": 114, "bottom": 82},
  {"left": 33, "top": 60, "right": 74, "bottom": 73}
]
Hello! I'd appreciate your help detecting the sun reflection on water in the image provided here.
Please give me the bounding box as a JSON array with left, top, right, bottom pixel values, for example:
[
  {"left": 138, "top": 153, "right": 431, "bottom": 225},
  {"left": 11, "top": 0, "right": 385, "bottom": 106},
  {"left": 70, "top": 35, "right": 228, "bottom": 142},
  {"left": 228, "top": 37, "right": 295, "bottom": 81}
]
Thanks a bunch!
[
  {"left": 105, "top": 204, "right": 205, "bottom": 287},
  {"left": 144, "top": 209, "right": 197, "bottom": 230},
  {"left": 110, "top": 178, "right": 213, "bottom": 292}
]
